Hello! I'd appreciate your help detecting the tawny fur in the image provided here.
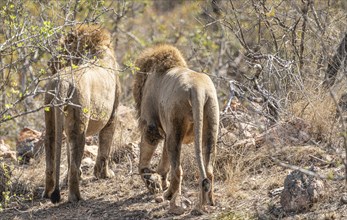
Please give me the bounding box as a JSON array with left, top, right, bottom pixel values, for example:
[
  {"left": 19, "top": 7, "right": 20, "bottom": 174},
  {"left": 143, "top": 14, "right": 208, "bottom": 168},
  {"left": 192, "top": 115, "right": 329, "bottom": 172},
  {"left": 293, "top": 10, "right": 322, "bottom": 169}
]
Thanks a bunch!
[
  {"left": 43, "top": 25, "right": 120, "bottom": 204},
  {"left": 133, "top": 44, "right": 219, "bottom": 214}
]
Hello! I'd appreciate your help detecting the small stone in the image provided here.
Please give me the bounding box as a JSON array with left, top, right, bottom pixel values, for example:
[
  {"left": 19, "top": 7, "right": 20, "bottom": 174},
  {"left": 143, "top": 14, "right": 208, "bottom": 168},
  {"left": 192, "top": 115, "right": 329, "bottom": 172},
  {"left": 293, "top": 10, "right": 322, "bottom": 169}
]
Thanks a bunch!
[
  {"left": 155, "top": 195, "right": 164, "bottom": 203},
  {"left": 83, "top": 145, "right": 98, "bottom": 159},
  {"left": 191, "top": 208, "right": 204, "bottom": 216},
  {"left": 81, "top": 157, "right": 95, "bottom": 168},
  {"left": 340, "top": 193, "right": 347, "bottom": 204}
]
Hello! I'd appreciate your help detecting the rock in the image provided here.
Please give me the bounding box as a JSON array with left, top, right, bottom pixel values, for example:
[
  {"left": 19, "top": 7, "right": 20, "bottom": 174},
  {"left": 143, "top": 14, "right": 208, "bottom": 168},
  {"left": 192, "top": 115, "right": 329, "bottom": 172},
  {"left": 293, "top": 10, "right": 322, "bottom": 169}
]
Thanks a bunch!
[
  {"left": 0, "top": 151, "right": 17, "bottom": 162},
  {"left": 154, "top": 195, "right": 164, "bottom": 203},
  {"left": 83, "top": 145, "right": 98, "bottom": 159},
  {"left": 280, "top": 166, "right": 325, "bottom": 213},
  {"left": 0, "top": 140, "right": 17, "bottom": 162},
  {"left": 340, "top": 193, "right": 347, "bottom": 204},
  {"left": 81, "top": 157, "right": 95, "bottom": 168},
  {"left": 0, "top": 140, "right": 9, "bottom": 152},
  {"left": 16, "top": 128, "right": 43, "bottom": 164}
]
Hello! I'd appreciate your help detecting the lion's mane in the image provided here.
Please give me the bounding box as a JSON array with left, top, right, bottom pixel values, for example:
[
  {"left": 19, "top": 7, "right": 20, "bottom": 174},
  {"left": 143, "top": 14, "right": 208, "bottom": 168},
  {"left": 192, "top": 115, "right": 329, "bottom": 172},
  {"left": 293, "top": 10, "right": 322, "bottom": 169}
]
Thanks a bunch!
[
  {"left": 49, "top": 24, "right": 114, "bottom": 74},
  {"left": 133, "top": 44, "right": 188, "bottom": 117}
]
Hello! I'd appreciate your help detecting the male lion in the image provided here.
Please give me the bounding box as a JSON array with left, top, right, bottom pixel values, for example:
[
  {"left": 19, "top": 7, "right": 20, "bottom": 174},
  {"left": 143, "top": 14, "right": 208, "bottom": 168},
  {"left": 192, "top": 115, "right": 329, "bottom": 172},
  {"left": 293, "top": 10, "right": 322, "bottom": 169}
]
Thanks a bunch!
[
  {"left": 133, "top": 44, "right": 219, "bottom": 214},
  {"left": 43, "top": 25, "right": 120, "bottom": 203}
]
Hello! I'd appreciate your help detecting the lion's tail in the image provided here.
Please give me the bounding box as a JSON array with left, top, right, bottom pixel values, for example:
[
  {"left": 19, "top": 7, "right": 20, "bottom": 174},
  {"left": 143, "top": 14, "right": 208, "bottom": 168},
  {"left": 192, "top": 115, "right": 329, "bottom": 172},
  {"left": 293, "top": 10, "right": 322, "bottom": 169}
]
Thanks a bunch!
[
  {"left": 191, "top": 88, "right": 210, "bottom": 191},
  {"left": 50, "top": 80, "right": 70, "bottom": 204},
  {"left": 191, "top": 87, "right": 219, "bottom": 206}
]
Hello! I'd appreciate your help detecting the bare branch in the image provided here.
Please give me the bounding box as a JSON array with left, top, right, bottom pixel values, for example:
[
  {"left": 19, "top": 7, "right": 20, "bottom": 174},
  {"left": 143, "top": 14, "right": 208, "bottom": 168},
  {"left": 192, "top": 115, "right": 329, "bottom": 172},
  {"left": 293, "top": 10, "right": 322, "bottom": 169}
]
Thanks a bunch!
[{"left": 271, "top": 157, "right": 344, "bottom": 181}]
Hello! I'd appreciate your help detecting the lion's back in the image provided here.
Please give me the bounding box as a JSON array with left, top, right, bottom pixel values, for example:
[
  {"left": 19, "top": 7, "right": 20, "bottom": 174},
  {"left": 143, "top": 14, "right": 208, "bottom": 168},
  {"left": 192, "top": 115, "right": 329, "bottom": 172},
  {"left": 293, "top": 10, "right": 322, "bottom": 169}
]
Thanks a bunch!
[
  {"left": 143, "top": 67, "right": 216, "bottom": 125},
  {"left": 158, "top": 67, "right": 216, "bottom": 101}
]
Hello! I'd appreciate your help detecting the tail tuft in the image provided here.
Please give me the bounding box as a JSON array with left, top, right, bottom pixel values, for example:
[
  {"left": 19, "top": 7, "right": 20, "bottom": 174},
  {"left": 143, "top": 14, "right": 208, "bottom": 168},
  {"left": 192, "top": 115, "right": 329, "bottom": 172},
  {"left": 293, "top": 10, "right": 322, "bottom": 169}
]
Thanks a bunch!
[{"left": 50, "top": 188, "right": 61, "bottom": 204}]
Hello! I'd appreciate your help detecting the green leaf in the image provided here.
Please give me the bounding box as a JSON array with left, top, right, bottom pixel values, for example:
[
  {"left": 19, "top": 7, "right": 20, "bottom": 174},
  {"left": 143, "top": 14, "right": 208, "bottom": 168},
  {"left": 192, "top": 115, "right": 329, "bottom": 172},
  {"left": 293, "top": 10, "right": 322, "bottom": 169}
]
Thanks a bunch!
[
  {"left": 72, "top": 64, "right": 78, "bottom": 69},
  {"left": 5, "top": 104, "right": 13, "bottom": 109},
  {"left": 326, "top": 171, "right": 334, "bottom": 180},
  {"left": 266, "top": 7, "right": 275, "bottom": 18},
  {"left": 39, "top": 69, "right": 46, "bottom": 75},
  {"left": 82, "top": 108, "right": 89, "bottom": 114}
]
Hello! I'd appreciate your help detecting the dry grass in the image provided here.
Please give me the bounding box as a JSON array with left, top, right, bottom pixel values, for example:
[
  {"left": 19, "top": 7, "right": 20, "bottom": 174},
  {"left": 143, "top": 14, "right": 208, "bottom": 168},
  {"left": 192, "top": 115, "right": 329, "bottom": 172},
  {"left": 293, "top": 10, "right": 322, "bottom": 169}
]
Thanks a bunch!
[{"left": 288, "top": 80, "right": 345, "bottom": 144}]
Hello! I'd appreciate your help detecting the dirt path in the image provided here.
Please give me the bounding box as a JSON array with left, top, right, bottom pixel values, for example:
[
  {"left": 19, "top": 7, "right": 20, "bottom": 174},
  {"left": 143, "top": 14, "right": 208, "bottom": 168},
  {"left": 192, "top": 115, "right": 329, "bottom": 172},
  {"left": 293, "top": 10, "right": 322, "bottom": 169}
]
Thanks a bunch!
[
  {"left": 1, "top": 162, "right": 227, "bottom": 220},
  {"left": 2, "top": 109, "right": 347, "bottom": 219}
]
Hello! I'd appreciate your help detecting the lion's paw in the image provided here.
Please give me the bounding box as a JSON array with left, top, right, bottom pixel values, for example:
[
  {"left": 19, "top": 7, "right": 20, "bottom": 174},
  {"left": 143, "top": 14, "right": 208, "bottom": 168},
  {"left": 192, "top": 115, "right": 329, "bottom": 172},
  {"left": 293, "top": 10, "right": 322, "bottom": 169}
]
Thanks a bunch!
[
  {"left": 106, "top": 169, "right": 115, "bottom": 178},
  {"left": 68, "top": 192, "right": 82, "bottom": 203},
  {"left": 142, "top": 172, "right": 162, "bottom": 194},
  {"left": 191, "top": 204, "right": 215, "bottom": 216},
  {"left": 93, "top": 165, "right": 114, "bottom": 179}
]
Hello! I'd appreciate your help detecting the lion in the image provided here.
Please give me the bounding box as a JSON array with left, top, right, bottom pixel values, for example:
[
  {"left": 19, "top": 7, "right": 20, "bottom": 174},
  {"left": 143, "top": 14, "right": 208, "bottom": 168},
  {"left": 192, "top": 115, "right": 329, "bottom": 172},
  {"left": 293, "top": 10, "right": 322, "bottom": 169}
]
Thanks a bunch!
[
  {"left": 43, "top": 25, "right": 121, "bottom": 203},
  {"left": 133, "top": 44, "right": 219, "bottom": 214}
]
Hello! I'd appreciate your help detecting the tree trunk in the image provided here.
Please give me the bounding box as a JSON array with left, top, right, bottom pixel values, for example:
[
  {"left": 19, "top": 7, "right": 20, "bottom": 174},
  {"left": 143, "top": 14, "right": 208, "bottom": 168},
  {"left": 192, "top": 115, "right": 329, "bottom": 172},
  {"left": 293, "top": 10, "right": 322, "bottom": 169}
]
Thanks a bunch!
[{"left": 323, "top": 32, "right": 347, "bottom": 88}]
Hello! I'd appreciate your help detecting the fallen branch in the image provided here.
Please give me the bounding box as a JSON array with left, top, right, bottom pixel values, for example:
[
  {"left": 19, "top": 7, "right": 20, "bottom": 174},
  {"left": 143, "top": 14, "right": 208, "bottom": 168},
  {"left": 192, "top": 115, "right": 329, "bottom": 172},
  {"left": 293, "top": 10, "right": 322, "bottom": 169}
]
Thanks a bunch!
[{"left": 271, "top": 156, "right": 344, "bottom": 181}]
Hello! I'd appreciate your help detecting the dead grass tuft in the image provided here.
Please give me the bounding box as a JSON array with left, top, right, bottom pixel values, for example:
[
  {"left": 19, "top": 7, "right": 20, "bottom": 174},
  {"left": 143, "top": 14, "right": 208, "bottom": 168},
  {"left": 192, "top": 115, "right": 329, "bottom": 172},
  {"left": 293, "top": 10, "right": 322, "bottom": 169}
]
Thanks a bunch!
[{"left": 289, "top": 82, "right": 343, "bottom": 144}]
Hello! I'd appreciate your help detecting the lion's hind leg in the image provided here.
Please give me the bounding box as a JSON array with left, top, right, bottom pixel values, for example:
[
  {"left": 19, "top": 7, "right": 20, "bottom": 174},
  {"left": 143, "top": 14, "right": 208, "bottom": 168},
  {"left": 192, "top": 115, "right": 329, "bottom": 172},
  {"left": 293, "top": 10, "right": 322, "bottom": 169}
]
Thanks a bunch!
[
  {"left": 138, "top": 123, "right": 163, "bottom": 195},
  {"left": 67, "top": 134, "right": 85, "bottom": 202},
  {"left": 157, "top": 141, "right": 170, "bottom": 191},
  {"left": 163, "top": 126, "right": 187, "bottom": 215},
  {"left": 94, "top": 119, "right": 117, "bottom": 179},
  {"left": 43, "top": 108, "right": 55, "bottom": 199},
  {"left": 66, "top": 111, "right": 86, "bottom": 202},
  {"left": 200, "top": 129, "right": 217, "bottom": 208}
]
